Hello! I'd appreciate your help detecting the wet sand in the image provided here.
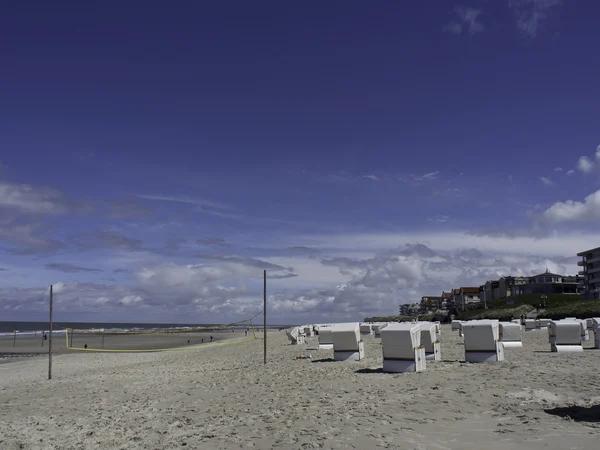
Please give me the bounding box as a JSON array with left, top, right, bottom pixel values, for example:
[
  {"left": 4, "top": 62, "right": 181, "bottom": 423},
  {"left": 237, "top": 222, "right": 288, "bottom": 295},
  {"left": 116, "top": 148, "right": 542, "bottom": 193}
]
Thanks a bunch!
[{"left": 0, "top": 325, "right": 599, "bottom": 449}]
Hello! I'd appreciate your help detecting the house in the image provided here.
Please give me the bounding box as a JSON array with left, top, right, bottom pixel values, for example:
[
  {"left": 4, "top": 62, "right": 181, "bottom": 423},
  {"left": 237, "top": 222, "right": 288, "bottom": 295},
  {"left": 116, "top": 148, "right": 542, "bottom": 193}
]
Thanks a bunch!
[
  {"left": 421, "top": 296, "right": 443, "bottom": 312},
  {"left": 518, "top": 270, "right": 583, "bottom": 296},
  {"left": 577, "top": 247, "right": 600, "bottom": 300},
  {"left": 455, "top": 287, "right": 481, "bottom": 311},
  {"left": 399, "top": 303, "right": 420, "bottom": 316}
]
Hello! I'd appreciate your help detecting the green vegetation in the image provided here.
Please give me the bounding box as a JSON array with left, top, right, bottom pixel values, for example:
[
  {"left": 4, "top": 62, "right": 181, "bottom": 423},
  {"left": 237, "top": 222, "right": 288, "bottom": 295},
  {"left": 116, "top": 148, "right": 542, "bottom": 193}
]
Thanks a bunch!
[
  {"left": 538, "top": 301, "right": 600, "bottom": 320},
  {"left": 481, "top": 294, "right": 582, "bottom": 310},
  {"left": 459, "top": 304, "right": 534, "bottom": 320}
]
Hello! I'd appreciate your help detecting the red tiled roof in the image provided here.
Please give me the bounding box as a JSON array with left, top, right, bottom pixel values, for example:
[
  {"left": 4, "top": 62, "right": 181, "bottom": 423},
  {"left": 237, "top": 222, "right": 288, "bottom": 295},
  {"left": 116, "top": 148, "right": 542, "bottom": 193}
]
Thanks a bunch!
[{"left": 461, "top": 287, "right": 480, "bottom": 294}]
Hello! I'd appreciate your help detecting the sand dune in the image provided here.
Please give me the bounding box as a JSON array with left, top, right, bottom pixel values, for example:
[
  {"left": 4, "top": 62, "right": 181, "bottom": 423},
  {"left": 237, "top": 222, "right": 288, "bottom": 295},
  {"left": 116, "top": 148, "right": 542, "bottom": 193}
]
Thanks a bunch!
[{"left": 1, "top": 325, "right": 599, "bottom": 449}]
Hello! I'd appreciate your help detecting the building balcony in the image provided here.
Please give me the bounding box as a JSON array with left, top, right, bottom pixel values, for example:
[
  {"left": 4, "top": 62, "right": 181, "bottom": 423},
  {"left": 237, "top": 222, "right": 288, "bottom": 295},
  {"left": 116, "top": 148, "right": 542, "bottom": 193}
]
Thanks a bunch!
[
  {"left": 586, "top": 255, "right": 600, "bottom": 264},
  {"left": 588, "top": 266, "right": 600, "bottom": 275},
  {"left": 579, "top": 270, "right": 587, "bottom": 276},
  {"left": 578, "top": 260, "right": 585, "bottom": 266}
]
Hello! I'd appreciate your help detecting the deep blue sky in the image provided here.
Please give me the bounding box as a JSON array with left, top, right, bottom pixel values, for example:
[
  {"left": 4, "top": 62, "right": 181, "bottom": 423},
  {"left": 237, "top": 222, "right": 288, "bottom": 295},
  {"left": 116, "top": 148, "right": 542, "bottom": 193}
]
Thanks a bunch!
[{"left": 1, "top": 1, "right": 599, "bottom": 323}]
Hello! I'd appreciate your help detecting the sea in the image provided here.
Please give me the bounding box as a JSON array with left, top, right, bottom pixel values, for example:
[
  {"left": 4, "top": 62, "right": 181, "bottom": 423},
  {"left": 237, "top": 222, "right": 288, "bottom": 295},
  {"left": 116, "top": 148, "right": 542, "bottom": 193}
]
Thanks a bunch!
[{"left": 0, "top": 321, "right": 288, "bottom": 337}]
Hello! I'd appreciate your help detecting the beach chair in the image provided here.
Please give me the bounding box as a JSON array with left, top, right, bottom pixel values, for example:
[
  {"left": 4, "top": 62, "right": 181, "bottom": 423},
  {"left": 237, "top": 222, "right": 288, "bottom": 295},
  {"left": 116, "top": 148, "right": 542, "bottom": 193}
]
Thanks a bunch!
[
  {"left": 285, "top": 327, "right": 305, "bottom": 345},
  {"left": 548, "top": 320, "right": 585, "bottom": 352},
  {"left": 303, "top": 326, "right": 314, "bottom": 337},
  {"left": 419, "top": 322, "right": 441, "bottom": 361},
  {"left": 380, "top": 323, "right": 426, "bottom": 373},
  {"left": 435, "top": 321, "right": 442, "bottom": 336},
  {"left": 592, "top": 318, "right": 600, "bottom": 349},
  {"left": 318, "top": 326, "right": 334, "bottom": 349},
  {"left": 372, "top": 323, "right": 387, "bottom": 338},
  {"left": 499, "top": 322, "right": 523, "bottom": 348},
  {"left": 585, "top": 318, "right": 594, "bottom": 330},
  {"left": 462, "top": 320, "right": 504, "bottom": 363},
  {"left": 538, "top": 319, "right": 552, "bottom": 328},
  {"left": 359, "top": 323, "right": 373, "bottom": 336},
  {"left": 451, "top": 320, "right": 462, "bottom": 332},
  {"left": 332, "top": 323, "right": 365, "bottom": 361},
  {"left": 524, "top": 319, "right": 537, "bottom": 331}
]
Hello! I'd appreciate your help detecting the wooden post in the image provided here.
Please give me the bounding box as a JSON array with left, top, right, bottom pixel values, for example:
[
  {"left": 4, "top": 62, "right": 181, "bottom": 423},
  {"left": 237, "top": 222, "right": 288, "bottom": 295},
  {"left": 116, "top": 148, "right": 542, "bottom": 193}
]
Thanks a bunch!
[
  {"left": 263, "top": 270, "right": 267, "bottom": 365},
  {"left": 102, "top": 334, "right": 105, "bottom": 349},
  {"left": 70, "top": 329, "right": 73, "bottom": 348},
  {"left": 41, "top": 330, "right": 44, "bottom": 348},
  {"left": 13, "top": 330, "right": 16, "bottom": 347},
  {"left": 49, "top": 285, "right": 53, "bottom": 380}
]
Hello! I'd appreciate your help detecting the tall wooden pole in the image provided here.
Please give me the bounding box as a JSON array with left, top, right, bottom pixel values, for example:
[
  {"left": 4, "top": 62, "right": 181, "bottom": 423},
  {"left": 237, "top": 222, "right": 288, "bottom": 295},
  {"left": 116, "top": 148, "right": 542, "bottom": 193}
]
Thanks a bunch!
[
  {"left": 13, "top": 330, "right": 16, "bottom": 347},
  {"left": 263, "top": 270, "right": 267, "bottom": 365},
  {"left": 49, "top": 285, "right": 53, "bottom": 380}
]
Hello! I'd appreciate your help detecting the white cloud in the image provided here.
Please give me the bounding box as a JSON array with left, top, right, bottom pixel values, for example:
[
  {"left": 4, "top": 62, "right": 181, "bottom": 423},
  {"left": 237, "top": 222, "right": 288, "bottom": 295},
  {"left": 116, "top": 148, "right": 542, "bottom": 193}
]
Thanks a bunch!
[
  {"left": 566, "top": 170, "right": 575, "bottom": 176},
  {"left": 577, "top": 156, "right": 595, "bottom": 174},
  {"left": 0, "top": 181, "right": 70, "bottom": 214},
  {"left": 422, "top": 170, "right": 439, "bottom": 180},
  {"left": 361, "top": 175, "right": 380, "bottom": 181},
  {"left": 554, "top": 167, "right": 563, "bottom": 172},
  {"left": 596, "top": 145, "right": 600, "bottom": 161},
  {"left": 539, "top": 176, "right": 554, "bottom": 186},
  {"left": 509, "top": 0, "right": 562, "bottom": 38},
  {"left": 543, "top": 189, "right": 600, "bottom": 223},
  {"left": 444, "top": 7, "right": 484, "bottom": 36}
]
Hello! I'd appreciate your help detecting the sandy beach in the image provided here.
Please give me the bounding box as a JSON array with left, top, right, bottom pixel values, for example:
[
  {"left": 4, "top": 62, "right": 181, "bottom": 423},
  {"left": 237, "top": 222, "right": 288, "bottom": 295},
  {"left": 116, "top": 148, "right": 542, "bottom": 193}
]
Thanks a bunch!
[
  {"left": 0, "top": 329, "right": 250, "bottom": 363},
  {"left": 1, "top": 325, "right": 599, "bottom": 449}
]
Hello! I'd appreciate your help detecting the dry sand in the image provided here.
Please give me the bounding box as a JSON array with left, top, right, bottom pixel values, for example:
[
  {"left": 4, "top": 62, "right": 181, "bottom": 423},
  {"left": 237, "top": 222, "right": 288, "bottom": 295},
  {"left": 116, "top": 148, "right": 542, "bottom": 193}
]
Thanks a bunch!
[
  {"left": 0, "top": 329, "right": 249, "bottom": 362},
  {"left": 1, "top": 325, "right": 599, "bottom": 449}
]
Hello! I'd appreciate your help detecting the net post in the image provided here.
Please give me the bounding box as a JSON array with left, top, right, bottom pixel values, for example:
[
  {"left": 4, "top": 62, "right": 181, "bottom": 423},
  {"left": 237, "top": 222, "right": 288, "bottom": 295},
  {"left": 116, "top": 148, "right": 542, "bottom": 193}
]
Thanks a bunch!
[
  {"left": 13, "top": 330, "right": 16, "bottom": 347},
  {"left": 65, "top": 329, "right": 69, "bottom": 349},
  {"left": 263, "top": 269, "right": 267, "bottom": 365},
  {"left": 49, "top": 285, "right": 53, "bottom": 380}
]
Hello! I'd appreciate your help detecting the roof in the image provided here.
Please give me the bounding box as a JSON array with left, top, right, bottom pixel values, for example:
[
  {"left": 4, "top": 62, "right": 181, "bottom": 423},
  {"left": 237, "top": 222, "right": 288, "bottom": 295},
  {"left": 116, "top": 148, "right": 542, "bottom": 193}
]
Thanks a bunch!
[
  {"left": 461, "top": 287, "right": 480, "bottom": 294},
  {"left": 453, "top": 288, "right": 461, "bottom": 295},
  {"left": 577, "top": 247, "right": 600, "bottom": 257},
  {"left": 442, "top": 291, "right": 451, "bottom": 298}
]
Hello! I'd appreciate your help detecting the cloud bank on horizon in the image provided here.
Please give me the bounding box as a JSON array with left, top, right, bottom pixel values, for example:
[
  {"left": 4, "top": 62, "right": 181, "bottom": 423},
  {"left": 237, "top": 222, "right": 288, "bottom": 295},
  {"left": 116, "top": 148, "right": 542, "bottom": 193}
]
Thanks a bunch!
[{"left": 1, "top": 1, "right": 598, "bottom": 324}]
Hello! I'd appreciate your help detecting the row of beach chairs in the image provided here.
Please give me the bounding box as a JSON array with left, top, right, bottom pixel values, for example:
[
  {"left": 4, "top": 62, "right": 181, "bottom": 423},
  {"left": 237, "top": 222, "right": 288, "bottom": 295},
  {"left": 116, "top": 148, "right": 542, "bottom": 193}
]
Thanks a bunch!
[{"left": 286, "top": 318, "right": 600, "bottom": 373}]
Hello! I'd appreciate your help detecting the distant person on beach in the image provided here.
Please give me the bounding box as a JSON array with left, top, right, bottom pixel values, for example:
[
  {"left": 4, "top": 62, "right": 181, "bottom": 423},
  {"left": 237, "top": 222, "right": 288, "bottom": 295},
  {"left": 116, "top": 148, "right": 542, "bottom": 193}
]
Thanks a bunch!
[
  {"left": 210, "top": 335, "right": 213, "bottom": 342},
  {"left": 43, "top": 333, "right": 47, "bottom": 340},
  {"left": 201, "top": 338, "right": 204, "bottom": 343},
  {"left": 245, "top": 330, "right": 248, "bottom": 336}
]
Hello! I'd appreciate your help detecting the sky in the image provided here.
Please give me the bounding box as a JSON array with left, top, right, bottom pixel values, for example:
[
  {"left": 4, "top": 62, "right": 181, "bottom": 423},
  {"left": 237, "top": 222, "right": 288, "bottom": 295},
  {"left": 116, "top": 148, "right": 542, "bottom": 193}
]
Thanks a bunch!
[{"left": 1, "top": 0, "right": 600, "bottom": 325}]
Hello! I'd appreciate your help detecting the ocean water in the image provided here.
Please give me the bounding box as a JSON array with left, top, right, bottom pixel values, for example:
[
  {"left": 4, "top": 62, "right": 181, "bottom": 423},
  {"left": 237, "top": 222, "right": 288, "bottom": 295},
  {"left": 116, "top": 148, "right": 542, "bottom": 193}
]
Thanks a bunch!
[{"left": 0, "top": 321, "right": 286, "bottom": 337}]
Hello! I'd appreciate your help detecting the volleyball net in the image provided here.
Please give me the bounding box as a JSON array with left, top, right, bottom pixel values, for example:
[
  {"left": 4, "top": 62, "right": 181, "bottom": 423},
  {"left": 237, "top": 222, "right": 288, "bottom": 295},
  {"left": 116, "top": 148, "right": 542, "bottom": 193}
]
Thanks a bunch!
[{"left": 65, "top": 317, "right": 258, "bottom": 352}]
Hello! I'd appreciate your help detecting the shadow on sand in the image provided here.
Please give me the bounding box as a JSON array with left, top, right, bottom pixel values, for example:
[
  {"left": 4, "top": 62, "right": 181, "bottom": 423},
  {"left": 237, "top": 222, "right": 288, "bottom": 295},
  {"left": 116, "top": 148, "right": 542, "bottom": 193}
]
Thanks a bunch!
[
  {"left": 545, "top": 404, "right": 600, "bottom": 423},
  {"left": 355, "top": 368, "right": 384, "bottom": 374},
  {"left": 310, "top": 358, "right": 335, "bottom": 363}
]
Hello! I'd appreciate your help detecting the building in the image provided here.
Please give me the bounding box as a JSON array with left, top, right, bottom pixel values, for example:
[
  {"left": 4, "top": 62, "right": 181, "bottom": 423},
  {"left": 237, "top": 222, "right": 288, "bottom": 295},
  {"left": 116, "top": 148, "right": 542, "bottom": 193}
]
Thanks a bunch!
[
  {"left": 455, "top": 287, "right": 481, "bottom": 310},
  {"left": 399, "top": 303, "right": 420, "bottom": 316},
  {"left": 421, "top": 296, "right": 443, "bottom": 311},
  {"left": 577, "top": 247, "right": 600, "bottom": 300},
  {"left": 519, "top": 270, "right": 582, "bottom": 296},
  {"left": 479, "top": 272, "right": 581, "bottom": 300},
  {"left": 441, "top": 291, "right": 452, "bottom": 308}
]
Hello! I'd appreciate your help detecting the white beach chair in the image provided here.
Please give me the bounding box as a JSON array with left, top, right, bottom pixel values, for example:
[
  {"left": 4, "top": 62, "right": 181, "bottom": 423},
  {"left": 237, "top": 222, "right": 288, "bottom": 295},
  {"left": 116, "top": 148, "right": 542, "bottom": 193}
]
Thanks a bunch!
[
  {"left": 499, "top": 322, "right": 523, "bottom": 348},
  {"left": 548, "top": 320, "right": 585, "bottom": 352},
  {"left": 585, "top": 318, "right": 594, "bottom": 330},
  {"left": 592, "top": 318, "right": 600, "bottom": 349},
  {"left": 380, "top": 323, "right": 425, "bottom": 373},
  {"left": 318, "top": 326, "right": 334, "bottom": 349},
  {"left": 451, "top": 320, "right": 462, "bottom": 332},
  {"left": 524, "top": 319, "right": 537, "bottom": 331},
  {"left": 434, "top": 321, "right": 442, "bottom": 336},
  {"left": 372, "top": 323, "right": 387, "bottom": 338},
  {"left": 303, "top": 326, "right": 314, "bottom": 337},
  {"left": 419, "top": 322, "right": 441, "bottom": 361},
  {"left": 332, "top": 323, "right": 365, "bottom": 361},
  {"left": 462, "top": 320, "right": 504, "bottom": 363},
  {"left": 286, "top": 327, "right": 305, "bottom": 345},
  {"left": 538, "top": 319, "right": 552, "bottom": 328},
  {"left": 359, "top": 323, "right": 373, "bottom": 336}
]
